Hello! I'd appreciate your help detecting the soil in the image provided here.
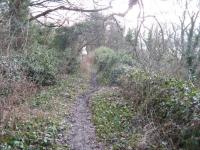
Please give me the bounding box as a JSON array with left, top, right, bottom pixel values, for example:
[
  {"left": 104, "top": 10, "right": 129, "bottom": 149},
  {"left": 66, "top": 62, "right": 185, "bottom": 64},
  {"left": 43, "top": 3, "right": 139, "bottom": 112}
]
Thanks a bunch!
[{"left": 66, "top": 73, "right": 104, "bottom": 150}]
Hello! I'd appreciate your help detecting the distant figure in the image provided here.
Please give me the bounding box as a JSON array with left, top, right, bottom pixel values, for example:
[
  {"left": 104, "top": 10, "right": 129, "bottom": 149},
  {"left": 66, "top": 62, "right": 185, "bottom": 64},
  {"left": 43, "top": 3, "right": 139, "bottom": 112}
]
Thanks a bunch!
[
  {"left": 80, "top": 46, "right": 92, "bottom": 74},
  {"left": 81, "top": 46, "right": 87, "bottom": 60}
]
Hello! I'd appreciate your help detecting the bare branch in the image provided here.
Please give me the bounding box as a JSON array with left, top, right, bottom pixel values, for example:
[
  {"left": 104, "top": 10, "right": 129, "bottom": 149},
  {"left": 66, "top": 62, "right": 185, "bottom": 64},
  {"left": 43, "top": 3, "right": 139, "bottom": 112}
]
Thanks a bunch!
[{"left": 29, "top": 5, "right": 112, "bottom": 22}]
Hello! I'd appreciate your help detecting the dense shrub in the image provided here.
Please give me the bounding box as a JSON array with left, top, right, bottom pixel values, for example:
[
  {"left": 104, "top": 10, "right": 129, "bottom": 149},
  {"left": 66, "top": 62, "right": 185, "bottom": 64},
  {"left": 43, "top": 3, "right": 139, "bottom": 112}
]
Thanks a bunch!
[
  {"left": 29, "top": 25, "right": 54, "bottom": 46},
  {"left": 0, "top": 55, "right": 24, "bottom": 80},
  {"left": 110, "top": 64, "right": 131, "bottom": 85},
  {"left": 95, "top": 47, "right": 134, "bottom": 85},
  {"left": 57, "top": 48, "right": 80, "bottom": 74},
  {"left": 0, "top": 118, "right": 59, "bottom": 150},
  {"left": 0, "top": 73, "right": 88, "bottom": 150},
  {"left": 94, "top": 47, "right": 199, "bottom": 149},
  {"left": 0, "top": 55, "right": 38, "bottom": 127},
  {"left": 0, "top": 76, "right": 38, "bottom": 128},
  {"left": 95, "top": 47, "right": 118, "bottom": 84},
  {"left": 95, "top": 47, "right": 118, "bottom": 72},
  {"left": 24, "top": 45, "right": 58, "bottom": 86},
  {"left": 117, "top": 52, "right": 134, "bottom": 66},
  {"left": 120, "top": 69, "right": 200, "bottom": 149}
]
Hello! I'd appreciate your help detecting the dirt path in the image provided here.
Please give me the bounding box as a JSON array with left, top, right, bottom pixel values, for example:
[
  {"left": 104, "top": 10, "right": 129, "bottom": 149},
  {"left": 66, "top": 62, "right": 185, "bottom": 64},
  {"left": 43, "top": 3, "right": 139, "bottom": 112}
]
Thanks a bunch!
[{"left": 66, "top": 73, "right": 104, "bottom": 150}]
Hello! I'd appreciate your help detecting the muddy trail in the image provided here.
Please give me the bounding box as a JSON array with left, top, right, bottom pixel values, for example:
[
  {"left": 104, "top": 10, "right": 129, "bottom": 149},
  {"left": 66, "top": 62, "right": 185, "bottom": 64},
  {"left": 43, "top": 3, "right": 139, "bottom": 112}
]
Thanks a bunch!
[{"left": 66, "top": 73, "right": 104, "bottom": 150}]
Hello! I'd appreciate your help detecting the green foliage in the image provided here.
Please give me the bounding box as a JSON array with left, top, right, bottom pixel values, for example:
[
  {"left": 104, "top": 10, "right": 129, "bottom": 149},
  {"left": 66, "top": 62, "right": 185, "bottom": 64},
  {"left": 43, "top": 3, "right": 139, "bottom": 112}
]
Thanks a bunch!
[
  {"left": 30, "top": 25, "right": 54, "bottom": 46},
  {"left": 95, "top": 47, "right": 118, "bottom": 84},
  {"left": 91, "top": 90, "right": 134, "bottom": 149},
  {"left": 95, "top": 47, "right": 134, "bottom": 85},
  {"left": 30, "top": 73, "right": 90, "bottom": 112},
  {"left": 118, "top": 52, "right": 134, "bottom": 66},
  {"left": 53, "top": 24, "right": 87, "bottom": 73},
  {"left": 110, "top": 64, "right": 131, "bottom": 85},
  {"left": 53, "top": 22, "right": 90, "bottom": 51},
  {"left": 181, "top": 125, "right": 200, "bottom": 150},
  {"left": 31, "top": 89, "right": 56, "bottom": 108},
  {"left": 0, "top": 86, "right": 12, "bottom": 97},
  {"left": 0, "top": 74, "right": 89, "bottom": 150},
  {"left": 125, "top": 28, "right": 135, "bottom": 44},
  {"left": 0, "top": 55, "right": 25, "bottom": 99},
  {"left": 57, "top": 48, "right": 80, "bottom": 74},
  {"left": 0, "top": 55, "right": 24, "bottom": 80},
  {"left": 121, "top": 69, "right": 200, "bottom": 122},
  {"left": 25, "top": 45, "right": 58, "bottom": 86},
  {"left": 120, "top": 69, "right": 200, "bottom": 149},
  {"left": 0, "top": 119, "right": 59, "bottom": 150},
  {"left": 95, "top": 47, "right": 118, "bottom": 72},
  {"left": 94, "top": 66, "right": 200, "bottom": 149},
  {"left": 31, "top": 77, "right": 74, "bottom": 109},
  {"left": 53, "top": 27, "right": 77, "bottom": 50}
]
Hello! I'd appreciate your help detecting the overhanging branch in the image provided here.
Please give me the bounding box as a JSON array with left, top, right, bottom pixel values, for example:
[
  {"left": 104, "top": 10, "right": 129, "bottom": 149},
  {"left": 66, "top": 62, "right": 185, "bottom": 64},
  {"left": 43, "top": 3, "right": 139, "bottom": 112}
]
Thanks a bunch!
[{"left": 29, "top": 5, "right": 112, "bottom": 22}]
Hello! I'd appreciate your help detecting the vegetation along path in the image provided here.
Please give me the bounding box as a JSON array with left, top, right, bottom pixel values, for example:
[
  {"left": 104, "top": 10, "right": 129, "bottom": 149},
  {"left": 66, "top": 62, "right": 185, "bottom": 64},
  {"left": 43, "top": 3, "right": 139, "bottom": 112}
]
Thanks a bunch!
[{"left": 66, "top": 73, "right": 103, "bottom": 150}]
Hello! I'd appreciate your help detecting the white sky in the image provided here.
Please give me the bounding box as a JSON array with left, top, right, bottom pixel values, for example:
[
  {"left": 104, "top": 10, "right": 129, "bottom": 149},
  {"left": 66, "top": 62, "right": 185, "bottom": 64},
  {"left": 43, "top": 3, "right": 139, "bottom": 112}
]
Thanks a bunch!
[
  {"left": 111, "top": 0, "right": 199, "bottom": 29},
  {"left": 31, "top": 0, "right": 200, "bottom": 29}
]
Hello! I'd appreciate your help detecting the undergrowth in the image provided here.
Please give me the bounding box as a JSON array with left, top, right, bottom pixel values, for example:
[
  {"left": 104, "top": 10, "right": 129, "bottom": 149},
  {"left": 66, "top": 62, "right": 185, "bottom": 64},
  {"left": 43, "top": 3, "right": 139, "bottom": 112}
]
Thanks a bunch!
[
  {"left": 94, "top": 47, "right": 134, "bottom": 85},
  {"left": 91, "top": 88, "right": 135, "bottom": 149},
  {"left": 94, "top": 48, "right": 200, "bottom": 149},
  {"left": 0, "top": 73, "right": 90, "bottom": 150},
  {"left": 120, "top": 69, "right": 200, "bottom": 149}
]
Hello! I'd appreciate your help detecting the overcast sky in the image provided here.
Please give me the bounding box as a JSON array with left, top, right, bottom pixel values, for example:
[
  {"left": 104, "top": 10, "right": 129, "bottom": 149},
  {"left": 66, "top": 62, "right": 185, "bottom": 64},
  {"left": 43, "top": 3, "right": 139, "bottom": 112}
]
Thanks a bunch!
[
  {"left": 112, "top": 0, "right": 199, "bottom": 29},
  {"left": 31, "top": 0, "right": 200, "bottom": 29}
]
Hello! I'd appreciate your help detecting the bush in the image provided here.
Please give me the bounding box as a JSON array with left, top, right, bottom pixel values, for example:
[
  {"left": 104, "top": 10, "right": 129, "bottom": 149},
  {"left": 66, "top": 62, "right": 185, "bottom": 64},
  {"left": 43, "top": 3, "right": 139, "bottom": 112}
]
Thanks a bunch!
[
  {"left": 0, "top": 55, "right": 24, "bottom": 80},
  {"left": 94, "top": 47, "right": 134, "bottom": 85},
  {"left": 57, "top": 48, "right": 80, "bottom": 74},
  {"left": 94, "top": 47, "right": 200, "bottom": 148},
  {"left": 95, "top": 47, "right": 118, "bottom": 84},
  {"left": 95, "top": 47, "right": 118, "bottom": 72},
  {"left": 120, "top": 69, "right": 200, "bottom": 149},
  {"left": 24, "top": 45, "right": 58, "bottom": 86},
  {"left": 118, "top": 52, "right": 134, "bottom": 66},
  {"left": 110, "top": 64, "right": 131, "bottom": 85},
  {"left": 0, "top": 118, "right": 59, "bottom": 150}
]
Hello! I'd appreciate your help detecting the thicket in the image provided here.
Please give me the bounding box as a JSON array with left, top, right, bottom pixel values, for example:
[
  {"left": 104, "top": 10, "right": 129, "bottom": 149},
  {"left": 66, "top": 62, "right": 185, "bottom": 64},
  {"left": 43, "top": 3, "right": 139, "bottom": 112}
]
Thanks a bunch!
[
  {"left": 95, "top": 47, "right": 134, "bottom": 85},
  {"left": 52, "top": 26, "right": 82, "bottom": 73},
  {"left": 94, "top": 46, "right": 200, "bottom": 149},
  {"left": 0, "top": 74, "right": 89, "bottom": 149},
  {"left": 24, "top": 45, "right": 58, "bottom": 86},
  {"left": 0, "top": 21, "right": 84, "bottom": 149},
  {"left": 120, "top": 69, "right": 200, "bottom": 149}
]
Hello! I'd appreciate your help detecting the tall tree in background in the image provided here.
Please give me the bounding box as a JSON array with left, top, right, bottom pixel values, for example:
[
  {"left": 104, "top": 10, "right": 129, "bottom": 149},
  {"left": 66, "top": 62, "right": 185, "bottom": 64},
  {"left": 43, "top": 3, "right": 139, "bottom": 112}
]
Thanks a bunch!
[
  {"left": 8, "top": 0, "right": 29, "bottom": 33},
  {"left": 0, "top": 0, "right": 115, "bottom": 52}
]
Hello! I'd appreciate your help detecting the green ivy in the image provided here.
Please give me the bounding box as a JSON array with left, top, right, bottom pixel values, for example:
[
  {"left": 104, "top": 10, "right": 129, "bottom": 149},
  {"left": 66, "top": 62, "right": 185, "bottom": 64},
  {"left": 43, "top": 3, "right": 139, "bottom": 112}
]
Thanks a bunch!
[{"left": 91, "top": 92, "right": 134, "bottom": 149}]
